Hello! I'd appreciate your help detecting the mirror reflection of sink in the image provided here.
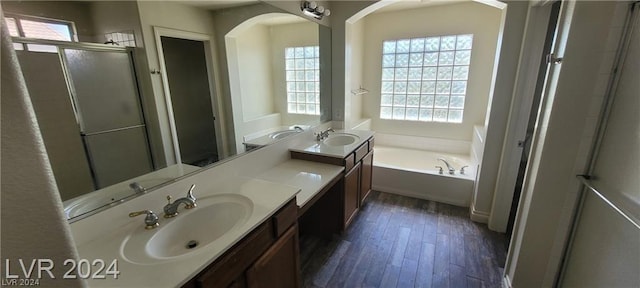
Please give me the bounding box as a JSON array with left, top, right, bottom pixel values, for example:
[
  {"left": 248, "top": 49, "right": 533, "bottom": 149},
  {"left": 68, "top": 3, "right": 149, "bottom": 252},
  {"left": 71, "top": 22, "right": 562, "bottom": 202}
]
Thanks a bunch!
[
  {"left": 121, "top": 194, "right": 253, "bottom": 264},
  {"left": 64, "top": 178, "right": 174, "bottom": 219},
  {"left": 323, "top": 133, "right": 360, "bottom": 146},
  {"left": 269, "top": 129, "right": 301, "bottom": 140}
]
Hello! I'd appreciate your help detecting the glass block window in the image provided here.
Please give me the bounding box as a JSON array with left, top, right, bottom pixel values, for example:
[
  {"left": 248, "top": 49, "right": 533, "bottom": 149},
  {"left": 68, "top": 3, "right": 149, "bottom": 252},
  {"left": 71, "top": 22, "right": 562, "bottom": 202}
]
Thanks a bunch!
[
  {"left": 285, "top": 46, "right": 320, "bottom": 115},
  {"left": 380, "top": 34, "right": 473, "bottom": 123},
  {"left": 104, "top": 30, "right": 136, "bottom": 47},
  {"left": 4, "top": 15, "right": 76, "bottom": 53}
]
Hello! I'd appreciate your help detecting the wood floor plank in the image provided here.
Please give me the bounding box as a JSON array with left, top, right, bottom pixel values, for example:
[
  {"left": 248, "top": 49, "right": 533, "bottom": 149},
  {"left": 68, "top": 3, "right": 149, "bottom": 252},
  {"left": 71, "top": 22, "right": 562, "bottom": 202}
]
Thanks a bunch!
[
  {"left": 380, "top": 264, "right": 401, "bottom": 288},
  {"left": 433, "top": 234, "right": 450, "bottom": 288},
  {"left": 464, "top": 235, "right": 484, "bottom": 281},
  {"left": 390, "top": 227, "right": 411, "bottom": 267},
  {"left": 422, "top": 201, "right": 438, "bottom": 245},
  {"left": 311, "top": 239, "right": 351, "bottom": 287},
  {"left": 466, "top": 276, "right": 485, "bottom": 288},
  {"left": 397, "top": 258, "right": 419, "bottom": 287},
  {"left": 405, "top": 217, "right": 426, "bottom": 261},
  {"left": 343, "top": 243, "right": 376, "bottom": 287},
  {"left": 415, "top": 242, "right": 435, "bottom": 288},
  {"left": 300, "top": 191, "right": 507, "bottom": 288},
  {"left": 450, "top": 233, "right": 466, "bottom": 267},
  {"left": 437, "top": 203, "right": 451, "bottom": 235},
  {"left": 450, "top": 264, "right": 467, "bottom": 288}
]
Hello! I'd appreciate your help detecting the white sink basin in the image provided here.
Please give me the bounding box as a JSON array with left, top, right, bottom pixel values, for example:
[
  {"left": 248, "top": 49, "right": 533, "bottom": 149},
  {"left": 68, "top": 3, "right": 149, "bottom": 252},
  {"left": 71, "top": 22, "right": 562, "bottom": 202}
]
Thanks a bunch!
[
  {"left": 269, "top": 129, "right": 301, "bottom": 140},
  {"left": 65, "top": 178, "right": 174, "bottom": 219},
  {"left": 323, "top": 133, "right": 360, "bottom": 146},
  {"left": 121, "top": 194, "right": 253, "bottom": 264}
]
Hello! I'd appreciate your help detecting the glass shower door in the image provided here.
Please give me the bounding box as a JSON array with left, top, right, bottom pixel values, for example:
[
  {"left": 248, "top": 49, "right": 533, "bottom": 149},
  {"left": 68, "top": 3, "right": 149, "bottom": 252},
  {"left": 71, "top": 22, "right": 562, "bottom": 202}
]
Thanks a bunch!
[{"left": 62, "top": 48, "right": 153, "bottom": 189}]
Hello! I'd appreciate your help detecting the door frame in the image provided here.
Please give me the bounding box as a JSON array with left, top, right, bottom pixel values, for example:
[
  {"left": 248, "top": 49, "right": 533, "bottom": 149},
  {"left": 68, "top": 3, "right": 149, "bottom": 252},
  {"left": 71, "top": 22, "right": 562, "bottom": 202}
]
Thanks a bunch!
[
  {"left": 488, "top": 2, "right": 559, "bottom": 233},
  {"left": 154, "top": 26, "right": 224, "bottom": 164}
]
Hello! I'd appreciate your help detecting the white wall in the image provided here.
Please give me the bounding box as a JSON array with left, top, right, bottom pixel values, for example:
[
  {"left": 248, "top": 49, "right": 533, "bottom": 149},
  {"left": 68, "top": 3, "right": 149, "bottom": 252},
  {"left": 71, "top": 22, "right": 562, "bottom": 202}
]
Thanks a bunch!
[
  {"left": 269, "top": 21, "right": 320, "bottom": 126},
  {"left": 345, "top": 17, "right": 365, "bottom": 129},
  {"left": 360, "top": 2, "right": 502, "bottom": 141},
  {"left": 470, "top": 0, "right": 527, "bottom": 223},
  {"left": 136, "top": 1, "right": 225, "bottom": 161},
  {"left": 235, "top": 23, "right": 276, "bottom": 120},
  {"left": 1, "top": 9, "right": 84, "bottom": 286}
]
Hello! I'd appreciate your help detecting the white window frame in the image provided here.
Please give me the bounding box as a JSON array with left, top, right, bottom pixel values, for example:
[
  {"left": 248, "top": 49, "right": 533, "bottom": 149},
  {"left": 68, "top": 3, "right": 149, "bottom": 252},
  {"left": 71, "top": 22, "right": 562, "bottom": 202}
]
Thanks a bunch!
[
  {"left": 5, "top": 13, "right": 77, "bottom": 52},
  {"left": 379, "top": 34, "right": 473, "bottom": 123},
  {"left": 285, "top": 46, "right": 320, "bottom": 116}
]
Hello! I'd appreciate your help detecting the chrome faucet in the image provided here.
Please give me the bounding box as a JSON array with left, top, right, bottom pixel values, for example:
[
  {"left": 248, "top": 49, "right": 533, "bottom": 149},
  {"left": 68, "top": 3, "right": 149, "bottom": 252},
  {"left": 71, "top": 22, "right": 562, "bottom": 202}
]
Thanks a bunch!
[
  {"left": 437, "top": 158, "right": 455, "bottom": 175},
  {"left": 129, "top": 210, "right": 159, "bottom": 229},
  {"left": 460, "top": 165, "right": 469, "bottom": 175},
  {"left": 293, "top": 125, "right": 304, "bottom": 131},
  {"left": 129, "top": 182, "right": 146, "bottom": 194},
  {"left": 163, "top": 184, "right": 197, "bottom": 218},
  {"left": 316, "top": 128, "right": 335, "bottom": 141}
]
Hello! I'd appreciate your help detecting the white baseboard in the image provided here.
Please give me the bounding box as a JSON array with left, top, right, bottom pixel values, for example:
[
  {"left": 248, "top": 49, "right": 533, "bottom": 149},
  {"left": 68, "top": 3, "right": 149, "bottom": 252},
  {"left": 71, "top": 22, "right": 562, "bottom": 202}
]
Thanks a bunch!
[
  {"left": 470, "top": 203, "right": 490, "bottom": 223},
  {"left": 502, "top": 275, "right": 513, "bottom": 288}
]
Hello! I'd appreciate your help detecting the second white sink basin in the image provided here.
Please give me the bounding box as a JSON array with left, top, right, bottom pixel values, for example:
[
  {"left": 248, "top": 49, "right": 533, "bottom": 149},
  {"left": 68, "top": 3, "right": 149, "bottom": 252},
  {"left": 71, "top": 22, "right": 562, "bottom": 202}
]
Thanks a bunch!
[
  {"left": 323, "top": 133, "right": 360, "bottom": 146},
  {"left": 269, "top": 129, "right": 301, "bottom": 140},
  {"left": 121, "top": 194, "right": 253, "bottom": 264}
]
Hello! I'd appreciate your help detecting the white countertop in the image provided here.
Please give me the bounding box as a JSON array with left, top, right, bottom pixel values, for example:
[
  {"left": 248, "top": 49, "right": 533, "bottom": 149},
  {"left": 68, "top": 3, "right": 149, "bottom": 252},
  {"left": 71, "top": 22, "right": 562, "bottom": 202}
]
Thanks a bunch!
[
  {"left": 64, "top": 163, "right": 201, "bottom": 220},
  {"left": 243, "top": 125, "right": 310, "bottom": 146},
  {"left": 74, "top": 158, "right": 345, "bottom": 287},
  {"left": 76, "top": 177, "right": 299, "bottom": 288},
  {"left": 289, "top": 129, "right": 375, "bottom": 158},
  {"left": 255, "top": 159, "right": 344, "bottom": 208}
]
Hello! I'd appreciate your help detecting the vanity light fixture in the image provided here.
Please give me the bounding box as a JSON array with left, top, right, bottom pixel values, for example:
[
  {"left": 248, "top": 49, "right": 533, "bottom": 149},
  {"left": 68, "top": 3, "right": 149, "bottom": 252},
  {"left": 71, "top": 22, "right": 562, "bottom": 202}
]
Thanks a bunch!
[{"left": 301, "top": 1, "right": 330, "bottom": 20}]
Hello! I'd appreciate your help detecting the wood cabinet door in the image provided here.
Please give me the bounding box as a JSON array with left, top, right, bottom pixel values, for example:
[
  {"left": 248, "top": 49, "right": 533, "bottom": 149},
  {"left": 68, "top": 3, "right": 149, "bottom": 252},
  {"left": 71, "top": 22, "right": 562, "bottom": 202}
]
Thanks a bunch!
[
  {"left": 360, "top": 151, "right": 373, "bottom": 204},
  {"left": 344, "top": 162, "right": 361, "bottom": 229},
  {"left": 246, "top": 225, "right": 300, "bottom": 288}
]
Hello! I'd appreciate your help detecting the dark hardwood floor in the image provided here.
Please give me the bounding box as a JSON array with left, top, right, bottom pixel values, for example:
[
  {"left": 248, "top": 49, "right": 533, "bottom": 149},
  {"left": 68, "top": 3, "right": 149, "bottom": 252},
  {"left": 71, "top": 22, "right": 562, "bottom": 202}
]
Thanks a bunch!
[{"left": 300, "top": 191, "right": 507, "bottom": 288}]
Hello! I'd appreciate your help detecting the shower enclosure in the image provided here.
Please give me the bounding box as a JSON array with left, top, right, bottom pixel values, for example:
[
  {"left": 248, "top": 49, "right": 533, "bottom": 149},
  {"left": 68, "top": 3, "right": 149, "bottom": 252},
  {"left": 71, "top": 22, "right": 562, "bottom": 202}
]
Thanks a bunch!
[{"left": 16, "top": 40, "right": 154, "bottom": 201}]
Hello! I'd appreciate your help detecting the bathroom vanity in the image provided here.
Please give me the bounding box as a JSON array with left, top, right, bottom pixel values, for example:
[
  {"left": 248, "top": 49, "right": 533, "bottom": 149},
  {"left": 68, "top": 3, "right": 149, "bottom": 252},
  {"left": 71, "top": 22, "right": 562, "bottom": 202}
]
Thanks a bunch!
[
  {"left": 70, "top": 128, "right": 373, "bottom": 287},
  {"left": 290, "top": 130, "right": 375, "bottom": 230},
  {"left": 182, "top": 199, "right": 299, "bottom": 288}
]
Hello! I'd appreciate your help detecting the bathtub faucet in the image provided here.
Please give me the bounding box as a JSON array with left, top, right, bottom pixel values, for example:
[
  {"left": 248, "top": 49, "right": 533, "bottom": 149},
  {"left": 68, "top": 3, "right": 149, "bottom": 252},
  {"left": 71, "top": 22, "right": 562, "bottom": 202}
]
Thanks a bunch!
[{"left": 437, "top": 158, "right": 455, "bottom": 175}]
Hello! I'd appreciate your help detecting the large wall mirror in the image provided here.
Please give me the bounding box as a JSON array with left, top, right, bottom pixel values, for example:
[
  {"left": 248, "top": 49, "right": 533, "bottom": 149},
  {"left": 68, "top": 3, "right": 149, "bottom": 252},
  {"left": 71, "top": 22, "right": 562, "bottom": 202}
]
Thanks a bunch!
[{"left": 1, "top": 0, "right": 331, "bottom": 221}]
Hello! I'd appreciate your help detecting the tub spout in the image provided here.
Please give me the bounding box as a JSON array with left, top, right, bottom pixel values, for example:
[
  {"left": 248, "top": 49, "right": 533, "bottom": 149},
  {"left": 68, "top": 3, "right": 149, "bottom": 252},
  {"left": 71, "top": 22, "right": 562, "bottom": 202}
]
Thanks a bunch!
[{"left": 437, "top": 158, "right": 455, "bottom": 175}]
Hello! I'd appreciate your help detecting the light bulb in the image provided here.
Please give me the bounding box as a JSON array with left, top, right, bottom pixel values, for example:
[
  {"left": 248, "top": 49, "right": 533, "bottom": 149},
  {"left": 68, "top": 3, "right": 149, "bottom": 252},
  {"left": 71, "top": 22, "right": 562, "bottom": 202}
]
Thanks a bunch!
[
  {"left": 323, "top": 9, "right": 331, "bottom": 16},
  {"left": 315, "top": 6, "right": 325, "bottom": 13},
  {"left": 309, "top": 1, "right": 318, "bottom": 9}
]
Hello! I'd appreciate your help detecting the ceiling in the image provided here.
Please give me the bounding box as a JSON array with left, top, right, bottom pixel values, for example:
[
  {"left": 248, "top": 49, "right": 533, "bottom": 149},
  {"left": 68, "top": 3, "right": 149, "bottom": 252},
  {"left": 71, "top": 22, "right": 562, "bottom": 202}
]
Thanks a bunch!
[
  {"left": 372, "top": 0, "right": 470, "bottom": 14},
  {"left": 177, "top": 0, "right": 259, "bottom": 11}
]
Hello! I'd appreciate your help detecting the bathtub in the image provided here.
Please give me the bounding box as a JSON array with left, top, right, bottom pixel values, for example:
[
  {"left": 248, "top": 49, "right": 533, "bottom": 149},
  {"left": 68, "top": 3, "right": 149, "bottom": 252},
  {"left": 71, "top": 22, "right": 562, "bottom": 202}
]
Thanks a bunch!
[{"left": 373, "top": 146, "right": 476, "bottom": 207}]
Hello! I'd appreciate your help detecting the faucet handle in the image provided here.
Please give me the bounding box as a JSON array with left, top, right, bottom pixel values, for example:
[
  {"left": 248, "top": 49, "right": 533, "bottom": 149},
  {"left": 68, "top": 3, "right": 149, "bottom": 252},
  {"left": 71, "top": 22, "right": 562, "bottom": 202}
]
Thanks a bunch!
[
  {"left": 460, "top": 165, "right": 469, "bottom": 175},
  {"left": 185, "top": 184, "right": 197, "bottom": 209},
  {"left": 129, "top": 210, "right": 159, "bottom": 230},
  {"left": 435, "top": 166, "right": 444, "bottom": 174}
]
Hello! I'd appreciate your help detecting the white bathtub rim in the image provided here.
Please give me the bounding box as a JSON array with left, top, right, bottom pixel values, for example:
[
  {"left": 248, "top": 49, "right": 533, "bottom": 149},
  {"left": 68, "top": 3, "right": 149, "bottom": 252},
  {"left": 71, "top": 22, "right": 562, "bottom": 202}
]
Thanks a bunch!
[
  {"left": 373, "top": 146, "right": 476, "bottom": 180},
  {"left": 373, "top": 162, "right": 476, "bottom": 181}
]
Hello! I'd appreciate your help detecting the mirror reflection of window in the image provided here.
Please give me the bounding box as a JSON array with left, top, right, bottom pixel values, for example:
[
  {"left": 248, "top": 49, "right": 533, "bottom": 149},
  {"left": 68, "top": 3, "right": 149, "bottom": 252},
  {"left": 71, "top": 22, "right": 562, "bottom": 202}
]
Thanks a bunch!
[
  {"left": 285, "top": 46, "right": 320, "bottom": 115},
  {"left": 4, "top": 14, "right": 75, "bottom": 52}
]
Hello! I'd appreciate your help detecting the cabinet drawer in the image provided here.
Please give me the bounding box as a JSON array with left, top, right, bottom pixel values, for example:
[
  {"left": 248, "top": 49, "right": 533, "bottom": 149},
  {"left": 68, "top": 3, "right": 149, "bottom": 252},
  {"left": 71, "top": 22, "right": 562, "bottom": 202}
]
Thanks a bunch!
[
  {"left": 344, "top": 153, "right": 355, "bottom": 172},
  {"left": 354, "top": 142, "right": 368, "bottom": 163},
  {"left": 196, "top": 221, "right": 274, "bottom": 287},
  {"left": 272, "top": 199, "right": 297, "bottom": 238}
]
